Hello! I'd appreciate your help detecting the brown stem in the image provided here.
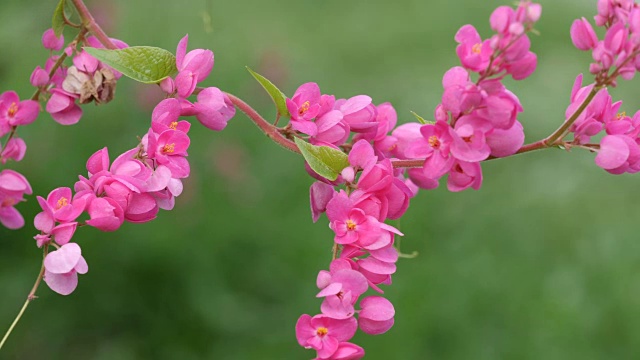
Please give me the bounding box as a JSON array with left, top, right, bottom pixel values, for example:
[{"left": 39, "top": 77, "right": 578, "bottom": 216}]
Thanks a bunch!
[
  {"left": 0, "top": 245, "right": 49, "bottom": 351},
  {"left": 70, "top": 0, "right": 118, "bottom": 50},
  {"left": 224, "top": 92, "right": 300, "bottom": 154}
]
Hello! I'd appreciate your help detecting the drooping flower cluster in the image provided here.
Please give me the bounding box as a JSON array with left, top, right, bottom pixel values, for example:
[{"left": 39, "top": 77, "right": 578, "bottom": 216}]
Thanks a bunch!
[
  {"left": 570, "top": 0, "right": 640, "bottom": 84},
  {"left": 298, "top": 139, "right": 410, "bottom": 359},
  {"left": 32, "top": 35, "right": 235, "bottom": 295}
]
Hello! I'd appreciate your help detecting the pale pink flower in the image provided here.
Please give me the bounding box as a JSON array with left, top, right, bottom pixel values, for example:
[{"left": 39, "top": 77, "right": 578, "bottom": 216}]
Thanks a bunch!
[{"left": 43, "top": 243, "right": 88, "bottom": 295}]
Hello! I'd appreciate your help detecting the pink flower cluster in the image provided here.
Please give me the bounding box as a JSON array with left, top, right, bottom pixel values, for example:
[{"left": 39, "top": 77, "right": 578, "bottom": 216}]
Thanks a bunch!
[
  {"left": 285, "top": 82, "right": 397, "bottom": 148},
  {"left": 38, "top": 28, "right": 129, "bottom": 125},
  {"left": 571, "top": 0, "right": 640, "bottom": 83},
  {"left": 566, "top": 3, "right": 640, "bottom": 173},
  {"left": 298, "top": 140, "right": 409, "bottom": 359},
  {"left": 0, "top": 90, "right": 39, "bottom": 230},
  {"left": 33, "top": 35, "right": 235, "bottom": 295},
  {"left": 381, "top": 1, "right": 540, "bottom": 192},
  {"left": 294, "top": 3, "right": 542, "bottom": 357}
]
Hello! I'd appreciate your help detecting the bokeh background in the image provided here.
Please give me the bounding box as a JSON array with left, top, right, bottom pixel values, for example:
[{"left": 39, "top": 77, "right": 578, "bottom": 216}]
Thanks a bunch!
[{"left": 2, "top": 0, "right": 640, "bottom": 359}]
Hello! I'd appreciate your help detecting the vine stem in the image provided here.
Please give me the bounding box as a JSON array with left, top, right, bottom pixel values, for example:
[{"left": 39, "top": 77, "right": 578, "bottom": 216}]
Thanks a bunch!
[
  {"left": 0, "top": 245, "right": 49, "bottom": 351},
  {"left": 70, "top": 0, "right": 118, "bottom": 50},
  {"left": 225, "top": 92, "right": 300, "bottom": 154}
]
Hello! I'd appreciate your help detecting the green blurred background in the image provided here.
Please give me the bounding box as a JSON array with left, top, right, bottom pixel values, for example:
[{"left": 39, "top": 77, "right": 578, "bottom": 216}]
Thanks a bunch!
[{"left": 2, "top": 0, "right": 640, "bottom": 359}]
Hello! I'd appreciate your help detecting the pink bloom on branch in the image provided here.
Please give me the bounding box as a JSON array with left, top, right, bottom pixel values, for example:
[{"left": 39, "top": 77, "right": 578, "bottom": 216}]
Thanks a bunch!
[
  {"left": 455, "top": 25, "right": 492, "bottom": 72},
  {"left": 0, "top": 91, "right": 40, "bottom": 127},
  {"left": 571, "top": 18, "right": 599, "bottom": 51},
  {"left": 286, "top": 82, "right": 322, "bottom": 135},
  {"left": 30, "top": 66, "right": 50, "bottom": 88},
  {"left": 41, "top": 187, "right": 86, "bottom": 223},
  {"left": 337, "top": 96, "right": 378, "bottom": 138},
  {"left": 193, "top": 87, "right": 236, "bottom": 131},
  {"left": 43, "top": 243, "right": 88, "bottom": 296},
  {"left": 147, "top": 129, "right": 191, "bottom": 178},
  {"left": 0, "top": 169, "right": 32, "bottom": 229},
  {"left": 85, "top": 196, "right": 125, "bottom": 232},
  {"left": 42, "top": 28, "right": 64, "bottom": 51},
  {"left": 313, "top": 342, "right": 364, "bottom": 360},
  {"left": 406, "top": 121, "right": 455, "bottom": 180},
  {"left": 310, "top": 181, "right": 335, "bottom": 223},
  {"left": 175, "top": 34, "right": 214, "bottom": 82},
  {"left": 0, "top": 137, "right": 27, "bottom": 163},
  {"left": 46, "top": 89, "right": 82, "bottom": 125},
  {"left": 358, "top": 296, "right": 395, "bottom": 335},
  {"left": 296, "top": 314, "right": 358, "bottom": 359},
  {"left": 447, "top": 160, "right": 483, "bottom": 192}
]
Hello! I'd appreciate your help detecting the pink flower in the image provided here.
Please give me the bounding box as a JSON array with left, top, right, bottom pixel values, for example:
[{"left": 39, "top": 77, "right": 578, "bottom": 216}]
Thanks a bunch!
[
  {"left": 0, "top": 170, "right": 32, "bottom": 229},
  {"left": 358, "top": 296, "right": 395, "bottom": 335},
  {"left": 46, "top": 89, "right": 82, "bottom": 125},
  {"left": 174, "top": 35, "right": 214, "bottom": 98},
  {"left": 313, "top": 342, "right": 364, "bottom": 360},
  {"left": 151, "top": 98, "right": 191, "bottom": 134},
  {"left": 447, "top": 160, "right": 483, "bottom": 192},
  {"left": 455, "top": 25, "right": 492, "bottom": 72},
  {"left": 296, "top": 314, "right": 358, "bottom": 359},
  {"left": 405, "top": 121, "right": 455, "bottom": 180},
  {"left": 147, "top": 129, "right": 191, "bottom": 178},
  {"left": 337, "top": 96, "right": 378, "bottom": 138},
  {"left": 30, "top": 66, "right": 50, "bottom": 87},
  {"left": 595, "top": 134, "right": 634, "bottom": 171},
  {"left": 286, "top": 82, "right": 322, "bottom": 135},
  {"left": 42, "top": 28, "right": 64, "bottom": 51},
  {"left": 0, "top": 137, "right": 27, "bottom": 163},
  {"left": 193, "top": 87, "right": 236, "bottom": 131},
  {"left": 486, "top": 120, "right": 525, "bottom": 157},
  {"left": 0, "top": 91, "right": 40, "bottom": 127},
  {"left": 39, "top": 187, "right": 85, "bottom": 223},
  {"left": 316, "top": 260, "right": 369, "bottom": 319},
  {"left": 85, "top": 196, "right": 125, "bottom": 232},
  {"left": 43, "top": 243, "right": 88, "bottom": 295},
  {"left": 450, "top": 116, "right": 492, "bottom": 162},
  {"left": 571, "top": 18, "right": 599, "bottom": 51},
  {"left": 310, "top": 181, "right": 335, "bottom": 222}
]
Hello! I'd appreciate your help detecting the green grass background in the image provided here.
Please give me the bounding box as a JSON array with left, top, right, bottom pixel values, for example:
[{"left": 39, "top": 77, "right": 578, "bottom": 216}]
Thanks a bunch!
[{"left": 2, "top": 0, "right": 640, "bottom": 359}]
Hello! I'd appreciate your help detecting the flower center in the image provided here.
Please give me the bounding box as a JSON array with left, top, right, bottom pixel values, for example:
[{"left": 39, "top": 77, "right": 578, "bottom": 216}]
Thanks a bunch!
[
  {"left": 316, "top": 327, "right": 328, "bottom": 337},
  {"left": 428, "top": 135, "right": 441, "bottom": 149},
  {"left": 346, "top": 219, "right": 357, "bottom": 231},
  {"left": 169, "top": 121, "right": 178, "bottom": 130},
  {"left": 56, "top": 197, "right": 69, "bottom": 210},
  {"left": 472, "top": 43, "right": 482, "bottom": 54},
  {"left": 615, "top": 112, "right": 626, "bottom": 120},
  {"left": 299, "top": 101, "right": 310, "bottom": 116},
  {"left": 7, "top": 102, "right": 18, "bottom": 117},
  {"left": 162, "top": 143, "right": 176, "bottom": 154},
  {"left": 1, "top": 198, "right": 15, "bottom": 207}
]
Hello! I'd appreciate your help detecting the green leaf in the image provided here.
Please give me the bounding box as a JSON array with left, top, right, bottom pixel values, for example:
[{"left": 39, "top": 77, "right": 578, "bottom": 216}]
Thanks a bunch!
[
  {"left": 52, "top": 0, "right": 66, "bottom": 37},
  {"left": 294, "top": 137, "right": 349, "bottom": 181},
  {"left": 246, "top": 67, "right": 290, "bottom": 118},
  {"left": 410, "top": 111, "right": 434, "bottom": 125},
  {"left": 84, "top": 46, "right": 178, "bottom": 84}
]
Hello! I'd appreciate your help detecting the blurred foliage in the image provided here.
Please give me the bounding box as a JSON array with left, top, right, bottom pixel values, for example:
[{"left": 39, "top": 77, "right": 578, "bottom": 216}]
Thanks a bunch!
[{"left": 2, "top": 0, "right": 640, "bottom": 359}]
